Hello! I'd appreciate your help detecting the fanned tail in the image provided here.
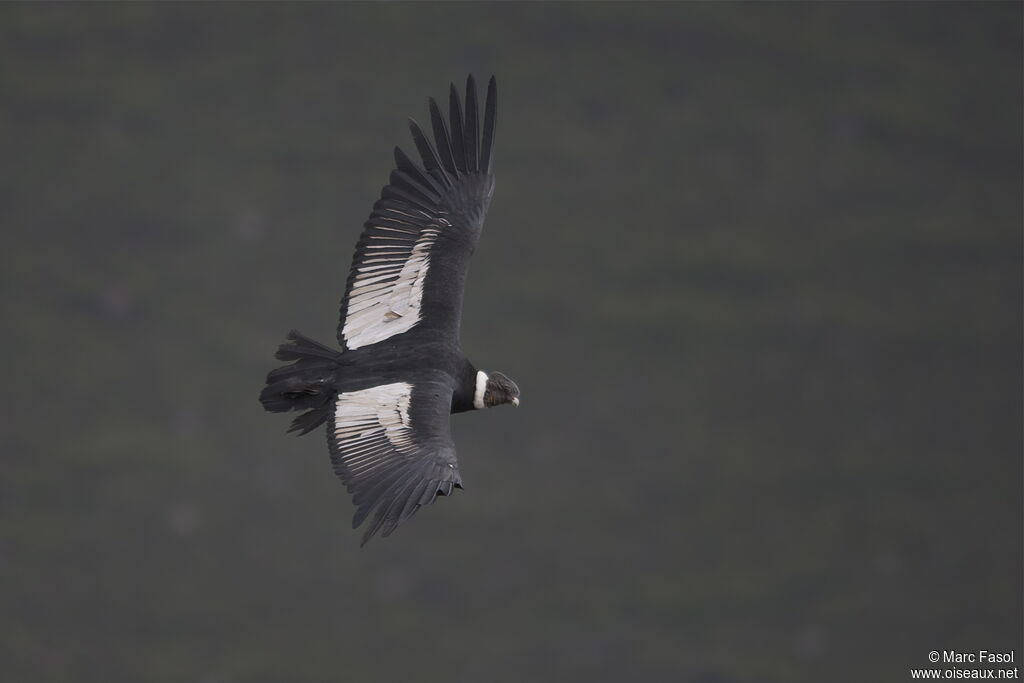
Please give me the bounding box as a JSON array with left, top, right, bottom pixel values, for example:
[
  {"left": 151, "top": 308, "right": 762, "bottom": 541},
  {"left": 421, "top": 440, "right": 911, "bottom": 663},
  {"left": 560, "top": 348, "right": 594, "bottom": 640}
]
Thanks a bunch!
[{"left": 259, "top": 330, "right": 342, "bottom": 435}]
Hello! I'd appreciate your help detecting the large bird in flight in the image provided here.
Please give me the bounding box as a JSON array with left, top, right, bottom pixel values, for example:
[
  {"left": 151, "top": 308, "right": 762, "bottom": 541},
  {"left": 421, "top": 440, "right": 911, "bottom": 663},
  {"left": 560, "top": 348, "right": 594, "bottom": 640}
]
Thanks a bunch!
[{"left": 260, "top": 76, "right": 519, "bottom": 545}]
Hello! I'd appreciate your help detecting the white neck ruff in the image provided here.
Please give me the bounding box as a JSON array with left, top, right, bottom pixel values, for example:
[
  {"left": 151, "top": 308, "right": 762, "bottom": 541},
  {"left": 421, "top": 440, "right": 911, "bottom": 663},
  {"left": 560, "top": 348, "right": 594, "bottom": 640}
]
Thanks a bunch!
[{"left": 473, "top": 371, "right": 488, "bottom": 410}]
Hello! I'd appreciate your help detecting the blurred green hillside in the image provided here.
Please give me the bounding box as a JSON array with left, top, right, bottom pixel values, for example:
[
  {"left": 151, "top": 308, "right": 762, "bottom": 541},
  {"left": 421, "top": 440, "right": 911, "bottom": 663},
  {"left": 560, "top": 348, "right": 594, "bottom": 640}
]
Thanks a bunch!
[{"left": 1, "top": 3, "right": 1020, "bottom": 682}]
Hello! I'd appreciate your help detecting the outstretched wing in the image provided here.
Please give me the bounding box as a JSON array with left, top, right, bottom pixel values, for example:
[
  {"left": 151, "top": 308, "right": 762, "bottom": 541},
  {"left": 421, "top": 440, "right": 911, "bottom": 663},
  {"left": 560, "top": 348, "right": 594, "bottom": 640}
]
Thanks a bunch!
[
  {"left": 328, "top": 374, "right": 463, "bottom": 545},
  {"left": 337, "top": 75, "right": 498, "bottom": 350}
]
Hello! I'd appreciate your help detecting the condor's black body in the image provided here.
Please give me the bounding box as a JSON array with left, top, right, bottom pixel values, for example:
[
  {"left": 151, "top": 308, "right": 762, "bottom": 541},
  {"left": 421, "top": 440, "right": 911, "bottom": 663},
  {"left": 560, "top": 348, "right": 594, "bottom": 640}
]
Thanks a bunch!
[{"left": 260, "top": 76, "right": 519, "bottom": 546}]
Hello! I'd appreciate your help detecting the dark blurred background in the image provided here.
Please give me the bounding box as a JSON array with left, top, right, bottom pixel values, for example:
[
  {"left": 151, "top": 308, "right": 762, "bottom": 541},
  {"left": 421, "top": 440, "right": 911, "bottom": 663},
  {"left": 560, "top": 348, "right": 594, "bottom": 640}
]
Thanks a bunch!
[{"left": 1, "top": 3, "right": 1020, "bottom": 682}]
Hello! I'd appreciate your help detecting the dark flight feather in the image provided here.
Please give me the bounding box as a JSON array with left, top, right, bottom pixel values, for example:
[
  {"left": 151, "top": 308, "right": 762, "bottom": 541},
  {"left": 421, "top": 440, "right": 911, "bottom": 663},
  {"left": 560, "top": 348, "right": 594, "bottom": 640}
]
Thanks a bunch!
[
  {"left": 408, "top": 119, "right": 451, "bottom": 186},
  {"left": 393, "top": 147, "right": 446, "bottom": 196},
  {"left": 428, "top": 97, "right": 458, "bottom": 176},
  {"left": 480, "top": 76, "right": 497, "bottom": 174},
  {"left": 448, "top": 84, "right": 467, "bottom": 174},
  {"left": 464, "top": 75, "right": 479, "bottom": 173}
]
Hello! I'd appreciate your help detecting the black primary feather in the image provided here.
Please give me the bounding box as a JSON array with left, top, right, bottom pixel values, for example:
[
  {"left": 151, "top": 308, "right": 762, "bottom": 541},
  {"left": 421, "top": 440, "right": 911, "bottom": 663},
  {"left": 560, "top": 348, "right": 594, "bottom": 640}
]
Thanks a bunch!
[
  {"left": 448, "top": 84, "right": 467, "bottom": 174},
  {"left": 429, "top": 97, "right": 459, "bottom": 176},
  {"left": 480, "top": 76, "right": 497, "bottom": 174},
  {"left": 464, "top": 75, "right": 480, "bottom": 174}
]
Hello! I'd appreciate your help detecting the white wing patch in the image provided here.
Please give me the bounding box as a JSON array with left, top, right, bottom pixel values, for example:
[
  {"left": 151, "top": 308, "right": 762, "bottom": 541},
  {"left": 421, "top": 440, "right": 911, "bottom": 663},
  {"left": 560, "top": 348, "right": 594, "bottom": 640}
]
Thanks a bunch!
[
  {"left": 341, "top": 222, "right": 444, "bottom": 349},
  {"left": 333, "top": 383, "right": 416, "bottom": 455}
]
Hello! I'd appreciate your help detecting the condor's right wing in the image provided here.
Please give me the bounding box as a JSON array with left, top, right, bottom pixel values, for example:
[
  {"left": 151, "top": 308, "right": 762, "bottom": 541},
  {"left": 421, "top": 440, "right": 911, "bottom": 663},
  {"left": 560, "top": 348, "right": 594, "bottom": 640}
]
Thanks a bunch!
[{"left": 328, "top": 373, "right": 463, "bottom": 545}]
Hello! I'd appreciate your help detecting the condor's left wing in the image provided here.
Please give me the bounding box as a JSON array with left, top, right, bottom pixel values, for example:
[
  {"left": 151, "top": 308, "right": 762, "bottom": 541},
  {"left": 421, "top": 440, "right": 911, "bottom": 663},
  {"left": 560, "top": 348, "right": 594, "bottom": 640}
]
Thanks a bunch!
[{"left": 336, "top": 75, "right": 498, "bottom": 351}]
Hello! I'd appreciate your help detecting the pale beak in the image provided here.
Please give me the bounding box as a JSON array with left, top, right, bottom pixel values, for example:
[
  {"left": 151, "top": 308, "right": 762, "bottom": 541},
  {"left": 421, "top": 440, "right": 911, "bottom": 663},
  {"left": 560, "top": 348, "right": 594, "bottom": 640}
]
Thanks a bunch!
[{"left": 512, "top": 397, "right": 520, "bottom": 407}]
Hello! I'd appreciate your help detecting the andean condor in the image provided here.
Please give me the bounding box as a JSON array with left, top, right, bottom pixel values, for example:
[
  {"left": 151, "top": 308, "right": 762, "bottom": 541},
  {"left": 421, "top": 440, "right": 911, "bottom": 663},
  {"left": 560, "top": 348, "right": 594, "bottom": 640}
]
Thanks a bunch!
[{"left": 260, "top": 76, "right": 519, "bottom": 545}]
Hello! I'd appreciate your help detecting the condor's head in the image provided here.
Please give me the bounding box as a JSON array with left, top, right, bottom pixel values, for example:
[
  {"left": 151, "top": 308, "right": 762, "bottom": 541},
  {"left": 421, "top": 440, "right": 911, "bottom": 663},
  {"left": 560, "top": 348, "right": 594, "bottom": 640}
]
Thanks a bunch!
[{"left": 474, "top": 371, "right": 520, "bottom": 410}]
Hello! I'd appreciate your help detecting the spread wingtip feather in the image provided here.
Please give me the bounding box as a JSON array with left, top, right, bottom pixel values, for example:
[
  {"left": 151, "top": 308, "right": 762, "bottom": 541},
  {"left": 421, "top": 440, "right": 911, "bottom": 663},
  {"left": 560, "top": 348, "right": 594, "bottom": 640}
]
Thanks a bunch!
[
  {"left": 463, "top": 75, "right": 479, "bottom": 174},
  {"left": 428, "top": 97, "right": 458, "bottom": 175},
  {"left": 481, "top": 76, "right": 497, "bottom": 174},
  {"left": 407, "top": 75, "right": 497, "bottom": 180}
]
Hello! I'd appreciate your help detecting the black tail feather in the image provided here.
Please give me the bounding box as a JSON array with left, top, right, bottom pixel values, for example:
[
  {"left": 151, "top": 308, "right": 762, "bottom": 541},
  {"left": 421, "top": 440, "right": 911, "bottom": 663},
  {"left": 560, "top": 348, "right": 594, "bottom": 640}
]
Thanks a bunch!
[
  {"left": 287, "top": 408, "right": 330, "bottom": 436},
  {"left": 266, "top": 360, "right": 335, "bottom": 384},
  {"left": 274, "top": 330, "right": 340, "bottom": 362},
  {"left": 260, "top": 330, "right": 341, "bottom": 436}
]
